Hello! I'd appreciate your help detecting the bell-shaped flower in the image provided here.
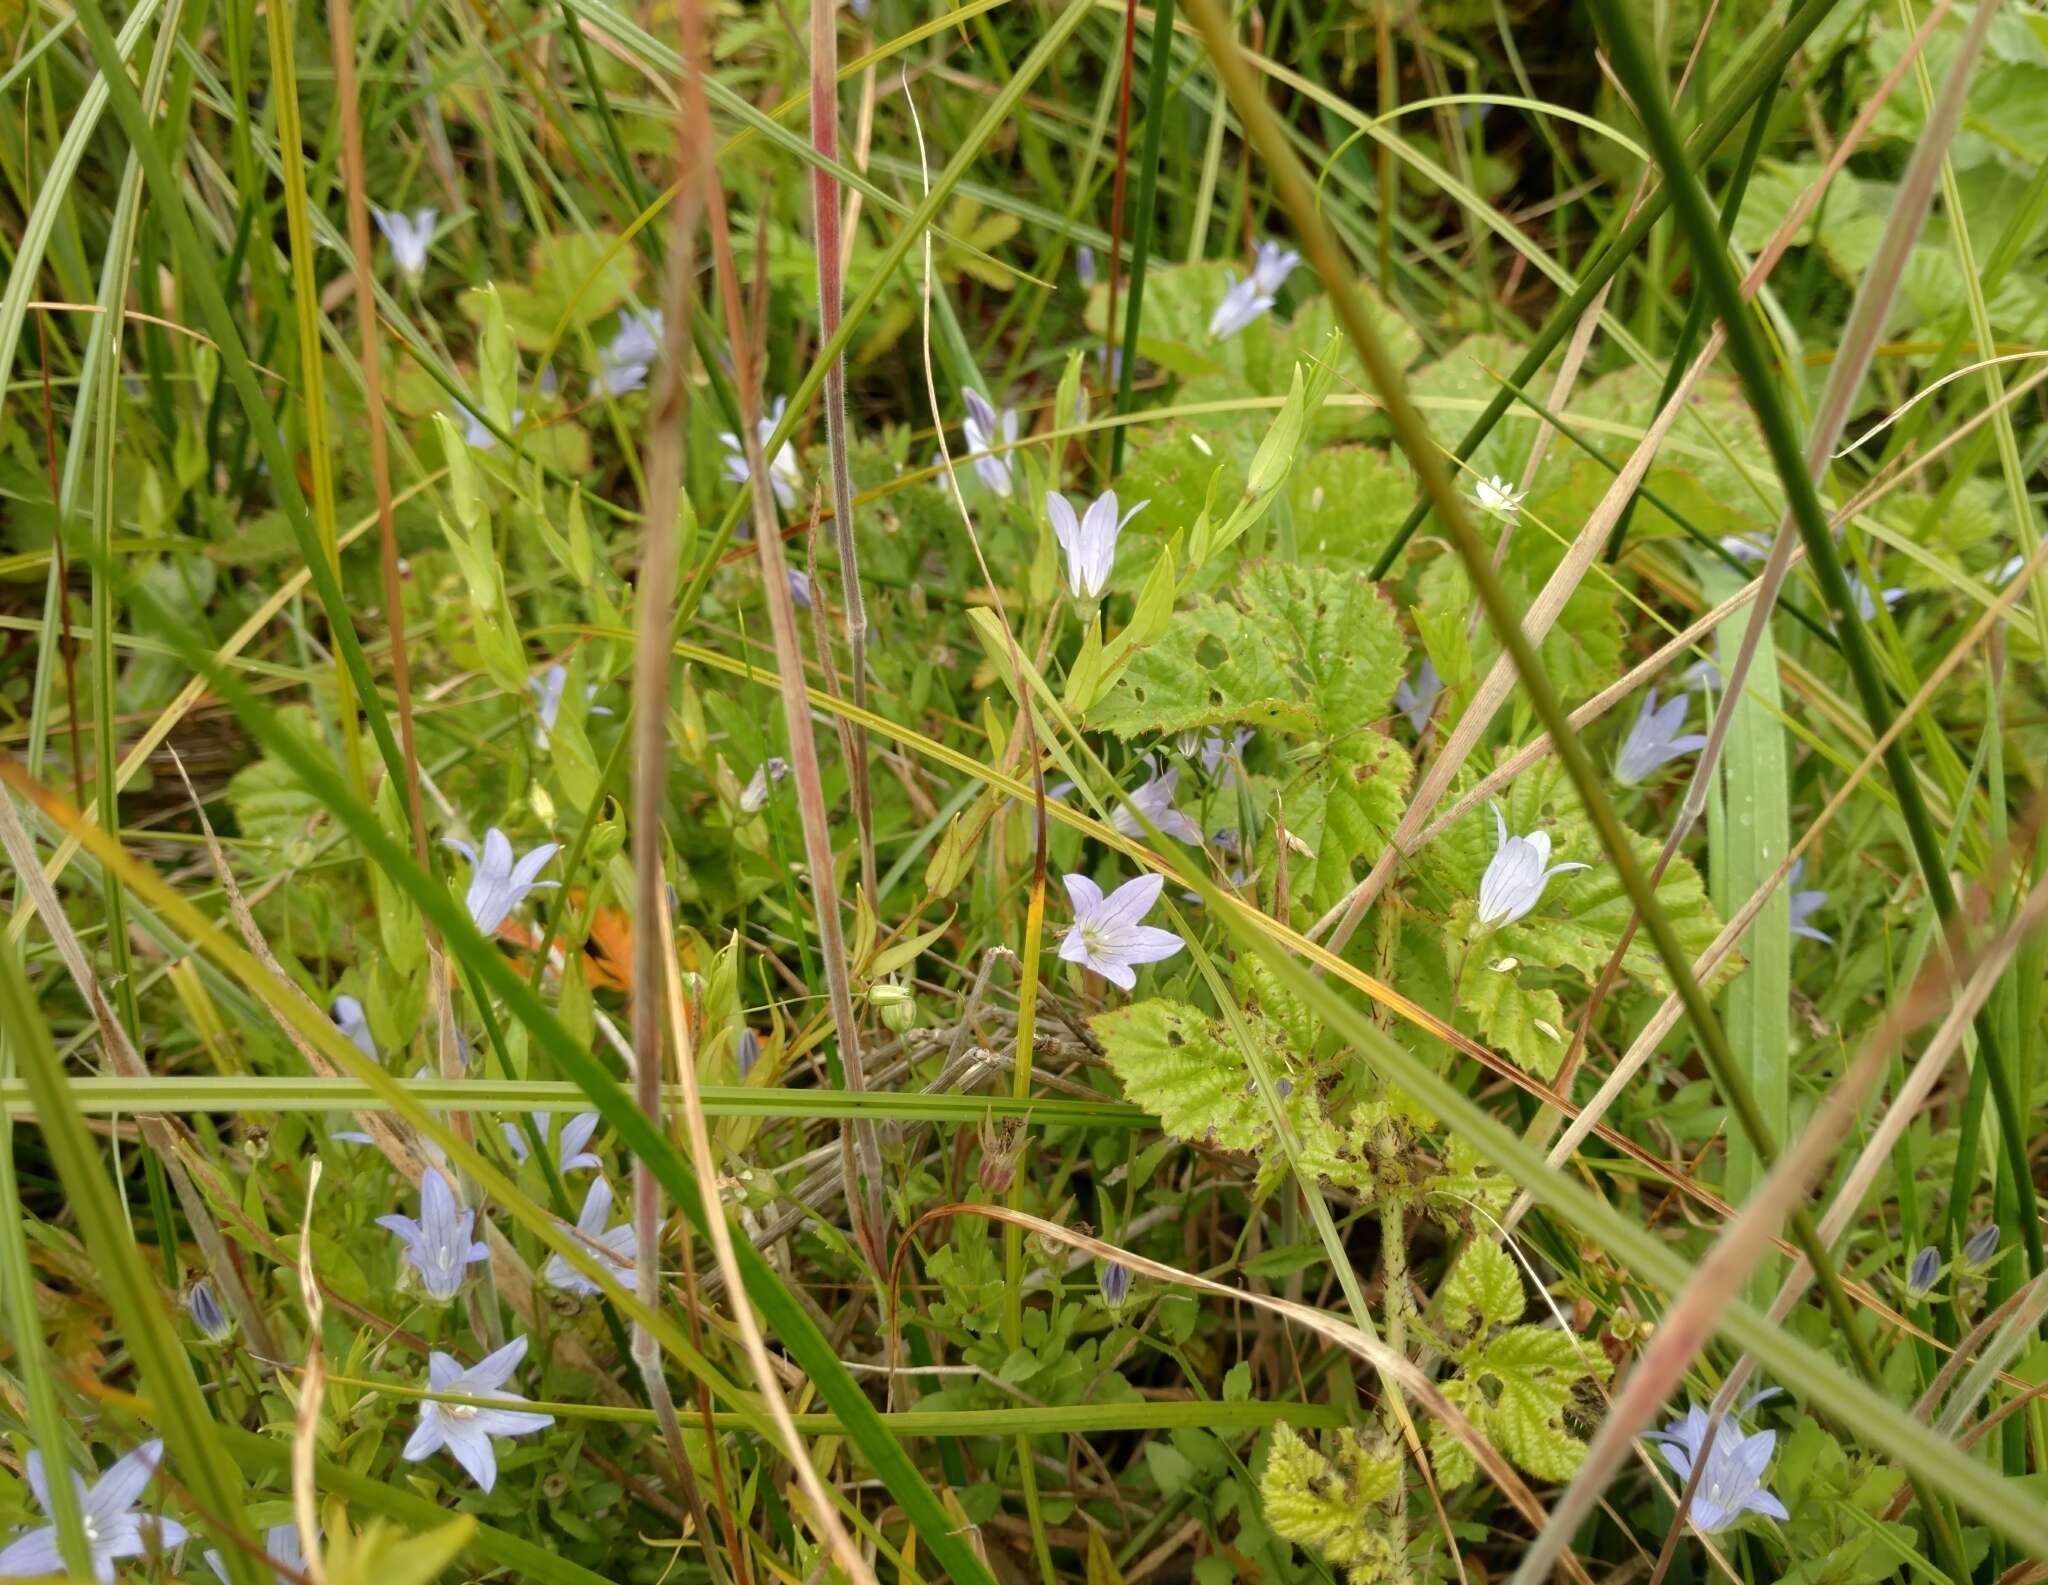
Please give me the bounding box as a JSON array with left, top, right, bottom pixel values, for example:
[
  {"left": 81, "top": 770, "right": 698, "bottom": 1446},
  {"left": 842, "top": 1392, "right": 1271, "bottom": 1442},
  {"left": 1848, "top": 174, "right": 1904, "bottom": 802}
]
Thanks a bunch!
[
  {"left": 1198, "top": 726, "right": 1254, "bottom": 780},
  {"left": 0, "top": 1440, "right": 188, "bottom": 1585},
  {"left": 331, "top": 994, "right": 378, "bottom": 1059},
  {"left": 1207, "top": 241, "right": 1301, "bottom": 339},
  {"left": 1474, "top": 474, "right": 1525, "bottom": 519},
  {"left": 444, "top": 829, "right": 559, "bottom": 936},
  {"left": 402, "top": 1334, "right": 555, "bottom": 1492},
  {"left": 1642, "top": 1403, "right": 1788, "bottom": 1534},
  {"left": 1786, "top": 858, "right": 1830, "bottom": 943},
  {"left": 1047, "top": 489, "right": 1146, "bottom": 600},
  {"left": 186, "top": 1279, "right": 233, "bottom": 1343},
  {"left": 1847, "top": 575, "right": 1905, "bottom": 621},
  {"left": 501, "top": 1110, "right": 603, "bottom": 1174},
  {"left": 1477, "top": 801, "right": 1588, "bottom": 929},
  {"left": 543, "top": 1176, "right": 637, "bottom": 1297},
  {"left": 454, "top": 400, "right": 522, "bottom": 452},
  {"left": 1615, "top": 688, "right": 1708, "bottom": 785},
  {"left": 1058, "top": 872, "right": 1185, "bottom": 990},
  {"left": 739, "top": 756, "right": 792, "bottom": 814},
  {"left": 376, "top": 1170, "right": 490, "bottom": 1303},
  {"left": 1396, "top": 658, "right": 1442, "bottom": 734},
  {"left": 593, "top": 309, "right": 662, "bottom": 398},
  {"left": 963, "top": 389, "right": 1019, "bottom": 497},
  {"left": 373, "top": 206, "right": 437, "bottom": 282},
  {"left": 1110, "top": 761, "right": 1204, "bottom": 844},
  {"left": 529, "top": 664, "right": 611, "bottom": 746},
  {"left": 206, "top": 1522, "right": 311, "bottom": 1584},
  {"left": 719, "top": 395, "right": 803, "bottom": 511}
]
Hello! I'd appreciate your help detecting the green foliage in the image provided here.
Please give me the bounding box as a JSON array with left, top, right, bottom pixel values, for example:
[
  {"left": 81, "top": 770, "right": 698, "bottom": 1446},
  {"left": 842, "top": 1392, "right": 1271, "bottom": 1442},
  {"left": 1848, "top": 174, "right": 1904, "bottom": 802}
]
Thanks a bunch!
[
  {"left": 1259, "top": 1424, "right": 1406, "bottom": 1585},
  {"left": 1091, "top": 999, "right": 1311, "bottom": 1153}
]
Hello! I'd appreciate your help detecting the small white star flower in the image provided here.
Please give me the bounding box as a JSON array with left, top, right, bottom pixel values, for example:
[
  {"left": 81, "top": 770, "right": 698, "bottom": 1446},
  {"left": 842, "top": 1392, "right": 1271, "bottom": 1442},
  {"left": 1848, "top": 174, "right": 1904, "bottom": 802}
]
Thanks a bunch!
[
  {"left": 377, "top": 1170, "right": 490, "bottom": 1303},
  {"left": 373, "top": 206, "right": 437, "bottom": 282},
  {"left": 1476, "top": 801, "right": 1588, "bottom": 929},
  {"left": 1058, "top": 872, "right": 1185, "bottom": 990},
  {"left": 719, "top": 395, "right": 804, "bottom": 511},
  {"left": 1047, "top": 489, "right": 1147, "bottom": 600},
  {"left": 402, "top": 1334, "right": 555, "bottom": 1492},
  {"left": 444, "top": 829, "right": 559, "bottom": 935},
  {"left": 1614, "top": 687, "right": 1708, "bottom": 785},
  {"left": 963, "top": 389, "right": 1019, "bottom": 497},
  {"left": 0, "top": 1440, "right": 188, "bottom": 1585},
  {"left": 1474, "top": 474, "right": 1525, "bottom": 519},
  {"left": 543, "top": 1176, "right": 637, "bottom": 1296}
]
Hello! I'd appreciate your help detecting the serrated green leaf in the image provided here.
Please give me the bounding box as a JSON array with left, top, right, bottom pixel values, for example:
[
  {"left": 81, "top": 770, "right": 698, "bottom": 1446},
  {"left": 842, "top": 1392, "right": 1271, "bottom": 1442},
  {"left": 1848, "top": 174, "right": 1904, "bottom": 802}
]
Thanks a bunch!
[
  {"left": 1456, "top": 932, "right": 1570, "bottom": 1080},
  {"left": 1442, "top": 1237, "right": 1525, "bottom": 1333},
  {"left": 1091, "top": 999, "right": 1270, "bottom": 1150},
  {"left": 1091, "top": 602, "right": 1302, "bottom": 738}
]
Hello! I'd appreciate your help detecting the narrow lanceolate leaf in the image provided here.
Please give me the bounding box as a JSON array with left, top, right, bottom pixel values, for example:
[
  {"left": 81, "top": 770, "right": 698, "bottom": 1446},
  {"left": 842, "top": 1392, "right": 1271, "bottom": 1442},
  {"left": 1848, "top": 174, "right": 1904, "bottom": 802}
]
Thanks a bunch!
[{"left": 1703, "top": 558, "right": 1792, "bottom": 1304}]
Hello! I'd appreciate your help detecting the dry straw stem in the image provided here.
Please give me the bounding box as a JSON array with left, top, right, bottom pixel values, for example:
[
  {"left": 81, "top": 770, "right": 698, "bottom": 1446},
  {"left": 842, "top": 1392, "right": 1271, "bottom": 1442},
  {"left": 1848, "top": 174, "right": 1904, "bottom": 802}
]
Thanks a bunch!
[
  {"left": 1508, "top": 532, "right": 2048, "bottom": 1233},
  {"left": 1312, "top": 0, "right": 1953, "bottom": 950},
  {"left": 1511, "top": 816, "right": 2048, "bottom": 1585},
  {"left": 896, "top": 1204, "right": 1597, "bottom": 1585},
  {"left": 325, "top": 0, "right": 430, "bottom": 872},
  {"left": 0, "top": 784, "right": 278, "bottom": 1362},
  {"left": 1552, "top": 0, "right": 1990, "bottom": 1103},
  {"left": 292, "top": 1162, "right": 330, "bottom": 1585},
  {"left": 656, "top": 900, "right": 877, "bottom": 1584}
]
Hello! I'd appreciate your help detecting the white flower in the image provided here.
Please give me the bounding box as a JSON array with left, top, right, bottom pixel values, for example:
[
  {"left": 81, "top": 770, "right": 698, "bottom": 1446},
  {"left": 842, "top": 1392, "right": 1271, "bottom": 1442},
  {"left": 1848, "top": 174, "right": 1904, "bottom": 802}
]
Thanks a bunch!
[
  {"left": 1396, "top": 658, "right": 1442, "bottom": 734},
  {"left": 373, "top": 206, "right": 436, "bottom": 281},
  {"left": 1047, "top": 489, "right": 1147, "bottom": 600},
  {"left": 402, "top": 1334, "right": 555, "bottom": 1492},
  {"left": 739, "top": 756, "right": 792, "bottom": 814},
  {"left": 1474, "top": 474, "right": 1525, "bottom": 519},
  {"left": 1847, "top": 575, "right": 1905, "bottom": 621},
  {"left": 593, "top": 309, "right": 663, "bottom": 397},
  {"left": 1995, "top": 553, "right": 2025, "bottom": 585},
  {"left": 529, "top": 664, "right": 611, "bottom": 745},
  {"left": 0, "top": 1440, "right": 188, "bottom": 1585},
  {"left": 502, "top": 1110, "right": 603, "bottom": 1173},
  {"left": 444, "top": 829, "right": 559, "bottom": 935},
  {"left": 720, "top": 396, "right": 803, "bottom": 510},
  {"left": 1476, "top": 801, "right": 1588, "bottom": 929},
  {"left": 1199, "top": 726, "right": 1254, "bottom": 780},
  {"left": 1787, "top": 857, "right": 1830, "bottom": 944},
  {"left": 455, "top": 400, "right": 522, "bottom": 452},
  {"left": 788, "top": 569, "right": 813, "bottom": 609},
  {"left": 1207, "top": 241, "right": 1301, "bottom": 339},
  {"left": 963, "top": 389, "right": 1019, "bottom": 497},
  {"left": 330, "top": 994, "right": 378, "bottom": 1059},
  {"left": 543, "top": 1176, "right": 637, "bottom": 1296},
  {"left": 1642, "top": 1400, "right": 1788, "bottom": 1534},
  {"left": 1076, "top": 245, "right": 1097, "bottom": 288},
  {"left": 206, "top": 1522, "right": 311, "bottom": 1584},
  {"left": 377, "top": 1170, "right": 490, "bottom": 1303},
  {"left": 1058, "top": 872, "right": 1185, "bottom": 990},
  {"left": 1614, "top": 687, "right": 1708, "bottom": 785},
  {"left": 1110, "top": 760, "right": 1204, "bottom": 844}
]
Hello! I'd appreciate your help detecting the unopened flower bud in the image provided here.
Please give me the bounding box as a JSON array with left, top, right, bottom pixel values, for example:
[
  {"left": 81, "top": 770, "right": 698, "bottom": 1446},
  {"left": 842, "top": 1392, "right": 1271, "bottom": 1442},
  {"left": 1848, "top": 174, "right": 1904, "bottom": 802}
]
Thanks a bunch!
[
  {"left": 186, "top": 1280, "right": 234, "bottom": 1343},
  {"left": 1906, "top": 1245, "right": 1940, "bottom": 1298},
  {"left": 869, "top": 979, "right": 915, "bottom": 1033}
]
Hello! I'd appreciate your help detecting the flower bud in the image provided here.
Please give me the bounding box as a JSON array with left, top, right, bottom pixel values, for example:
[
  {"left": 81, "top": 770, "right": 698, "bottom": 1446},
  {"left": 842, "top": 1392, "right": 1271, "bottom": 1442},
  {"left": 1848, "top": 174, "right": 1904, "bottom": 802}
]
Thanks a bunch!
[
  {"left": 1906, "top": 1245, "right": 1940, "bottom": 1298},
  {"left": 1963, "top": 1224, "right": 2000, "bottom": 1267},
  {"left": 869, "top": 979, "right": 915, "bottom": 1033},
  {"left": 588, "top": 802, "right": 625, "bottom": 861},
  {"left": 1100, "top": 1261, "right": 1132, "bottom": 1309},
  {"left": 186, "top": 1279, "right": 235, "bottom": 1344}
]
